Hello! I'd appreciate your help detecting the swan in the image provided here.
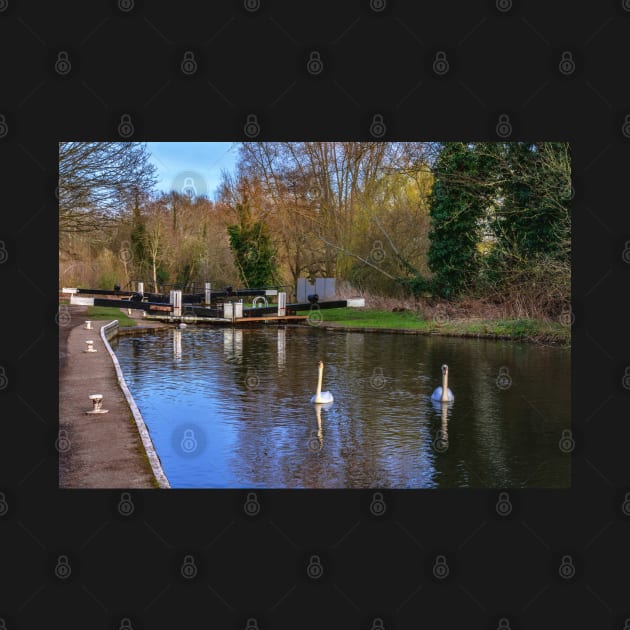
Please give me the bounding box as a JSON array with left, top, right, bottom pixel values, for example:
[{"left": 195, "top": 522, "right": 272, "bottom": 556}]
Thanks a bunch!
[
  {"left": 311, "top": 360, "right": 334, "bottom": 404},
  {"left": 431, "top": 364, "right": 454, "bottom": 402}
]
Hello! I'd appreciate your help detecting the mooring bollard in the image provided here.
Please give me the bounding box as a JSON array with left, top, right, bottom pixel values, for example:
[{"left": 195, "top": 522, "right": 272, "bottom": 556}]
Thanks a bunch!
[
  {"left": 86, "top": 394, "right": 109, "bottom": 415},
  {"left": 85, "top": 321, "right": 92, "bottom": 330},
  {"left": 84, "top": 340, "right": 97, "bottom": 353}
]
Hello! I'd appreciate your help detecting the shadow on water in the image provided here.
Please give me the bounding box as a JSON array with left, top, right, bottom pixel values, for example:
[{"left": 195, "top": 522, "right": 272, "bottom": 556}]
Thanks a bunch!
[{"left": 111, "top": 326, "right": 570, "bottom": 489}]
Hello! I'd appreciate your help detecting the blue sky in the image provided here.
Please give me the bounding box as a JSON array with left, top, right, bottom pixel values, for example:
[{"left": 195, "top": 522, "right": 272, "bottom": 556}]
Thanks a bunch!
[{"left": 146, "top": 142, "right": 240, "bottom": 200}]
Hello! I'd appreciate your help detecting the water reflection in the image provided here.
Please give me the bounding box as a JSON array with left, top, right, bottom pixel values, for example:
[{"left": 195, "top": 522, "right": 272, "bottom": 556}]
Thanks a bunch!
[
  {"left": 112, "top": 326, "right": 570, "bottom": 489},
  {"left": 277, "top": 327, "right": 286, "bottom": 370},
  {"left": 309, "top": 401, "right": 333, "bottom": 452},
  {"left": 431, "top": 399, "right": 453, "bottom": 443},
  {"left": 173, "top": 329, "right": 182, "bottom": 362},
  {"left": 224, "top": 328, "right": 243, "bottom": 362}
]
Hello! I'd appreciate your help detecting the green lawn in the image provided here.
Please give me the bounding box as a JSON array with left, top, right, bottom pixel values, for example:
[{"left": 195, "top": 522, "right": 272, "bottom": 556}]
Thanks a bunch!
[
  {"left": 295, "top": 307, "right": 569, "bottom": 344},
  {"left": 86, "top": 306, "right": 137, "bottom": 326},
  {"left": 296, "top": 307, "right": 427, "bottom": 328}
]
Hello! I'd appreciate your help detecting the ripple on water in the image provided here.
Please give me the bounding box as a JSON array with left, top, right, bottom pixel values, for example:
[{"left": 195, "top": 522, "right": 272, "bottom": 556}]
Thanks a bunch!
[{"left": 113, "top": 327, "right": 570, "bottom": 489}]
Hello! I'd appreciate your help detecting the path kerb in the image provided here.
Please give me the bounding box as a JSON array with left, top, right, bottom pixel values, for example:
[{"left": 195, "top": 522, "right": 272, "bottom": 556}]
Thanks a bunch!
[{"left": 100, "top": 320, "right": 170, "bottom": 488}]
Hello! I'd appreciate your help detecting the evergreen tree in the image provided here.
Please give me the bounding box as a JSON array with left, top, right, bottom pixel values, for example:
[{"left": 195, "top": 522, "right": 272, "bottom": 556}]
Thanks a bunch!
[
  {"left": 130, "top": 204, "right": 148, "bottom": 280},
  {"left": 427, "top": 143, "right": 491, "bottom": 297},
  {"left": 227, "top": 197, "right": 278, "bottom": 288},
  {"left": 485, "top": 142, "right": 570, "bottom": 278}
]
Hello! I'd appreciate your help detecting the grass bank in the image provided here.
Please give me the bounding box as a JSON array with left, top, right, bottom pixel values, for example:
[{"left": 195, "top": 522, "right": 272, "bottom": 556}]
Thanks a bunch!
[
  {"left": 86, "top": 305, "right": 137, "bottom": 327},
  {"left": 296, "top": 307, "right": 569, "bottom": 345}
]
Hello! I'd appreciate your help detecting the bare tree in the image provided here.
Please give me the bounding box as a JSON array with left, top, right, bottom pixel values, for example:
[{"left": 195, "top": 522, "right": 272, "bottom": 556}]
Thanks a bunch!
[{"left": 59, "top": 142, "right": 156, "bottom": 234}]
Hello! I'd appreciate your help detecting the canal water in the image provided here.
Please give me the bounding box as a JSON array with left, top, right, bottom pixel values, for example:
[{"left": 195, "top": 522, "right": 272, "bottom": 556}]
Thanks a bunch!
[{"left": 111, "top": 326, "right": 570, "bottom": 489}]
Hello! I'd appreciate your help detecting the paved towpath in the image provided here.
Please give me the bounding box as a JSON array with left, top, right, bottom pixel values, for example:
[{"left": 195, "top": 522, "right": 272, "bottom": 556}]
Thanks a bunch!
[{"left": 59, "top": 305, "right": 168, "bottom": 488}]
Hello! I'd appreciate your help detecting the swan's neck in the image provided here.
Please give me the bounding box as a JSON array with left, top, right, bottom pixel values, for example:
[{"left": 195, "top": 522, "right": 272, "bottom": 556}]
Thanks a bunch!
[
  {"left": 442, "top": 370, "right": 449, "bottom": 401},
  {"left": 316, "top": 364, "right": 323, "bottom": 397}
]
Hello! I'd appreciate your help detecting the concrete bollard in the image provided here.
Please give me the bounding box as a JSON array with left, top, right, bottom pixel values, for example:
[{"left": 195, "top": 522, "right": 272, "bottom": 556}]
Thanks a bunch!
[
  {"left": 86, "top": 394, "right": 109, "bottom": 415},
  {"left": 85, "top": 321, "right": 92, "bottom": 330},
  {"left": 84, "top": 340, "right": 97, "bottom": 353}
]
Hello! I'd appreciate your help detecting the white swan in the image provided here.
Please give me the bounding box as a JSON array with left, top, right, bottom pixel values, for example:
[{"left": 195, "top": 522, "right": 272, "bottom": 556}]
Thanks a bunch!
[
  {"left": 311, "top": 360, "right": 334, "bottom": 404},
  {"left": 431, "top": 364, "right": 454, "bottom": 402}
]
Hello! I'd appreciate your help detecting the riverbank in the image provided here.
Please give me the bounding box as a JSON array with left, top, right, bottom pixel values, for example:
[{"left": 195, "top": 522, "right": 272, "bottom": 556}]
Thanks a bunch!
[
  {"left": 296, "top": 307, "right": 570, "bottom": 345},
  {"left": 59, "top": 305, "right": 169, "bottom": 488}
]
